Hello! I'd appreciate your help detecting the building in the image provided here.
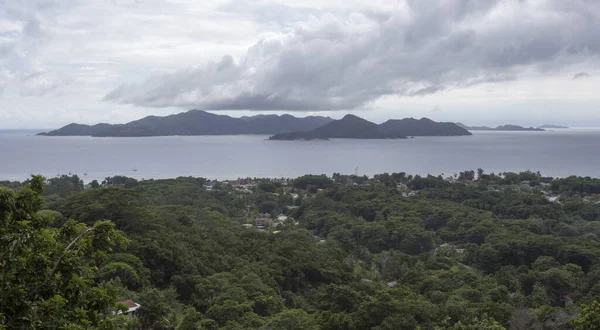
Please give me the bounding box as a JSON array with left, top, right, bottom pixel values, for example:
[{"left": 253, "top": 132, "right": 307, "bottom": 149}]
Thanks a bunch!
[
  {"left": 117, "top": 300, "right": 141, "bottom": 319},
  {"left": 563, "top": 295, "right": 574, "bottom": 307},
  {"left": 255, "top": 217, "right": 273, "bottom": 230}
]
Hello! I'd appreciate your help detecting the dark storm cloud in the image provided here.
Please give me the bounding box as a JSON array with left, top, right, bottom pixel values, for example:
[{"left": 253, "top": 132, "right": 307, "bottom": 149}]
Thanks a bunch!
[
  {"left": 104, "top": 0, "right": 600, "bottom": 111},
  {"left": 573, "top": 72, "right": 590, "bottom": 80}
]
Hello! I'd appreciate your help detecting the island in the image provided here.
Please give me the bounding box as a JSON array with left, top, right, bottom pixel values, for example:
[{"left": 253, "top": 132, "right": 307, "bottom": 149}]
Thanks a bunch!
[
  {"left": 538, "top": 124, "right": 569, "bottom": 129},
  {"left": 37, "top": 110, "right": 333, "bottom": 137},
  {"left": 456, "top": 123, "right": 545, "bottom": 131},
  {"left": 269, "top": 115, "right": 471, "bottom": 140},
  {"left": 39, "top": 110, "right": 472, "bottom": 139}
]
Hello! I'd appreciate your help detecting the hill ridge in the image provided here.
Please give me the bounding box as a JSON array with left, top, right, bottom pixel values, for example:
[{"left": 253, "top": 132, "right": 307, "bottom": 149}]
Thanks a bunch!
[
  {"left": 38, "top": 110, "right": 334, "bottom": 137},
  {"left": 270, "top": 116, "right": 471, "bottom": 140}
]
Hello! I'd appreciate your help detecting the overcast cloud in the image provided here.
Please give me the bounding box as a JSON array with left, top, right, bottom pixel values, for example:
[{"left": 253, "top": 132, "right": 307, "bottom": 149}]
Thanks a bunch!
[
  {"left": 104, "top": 0, "right": 600, "bottom": 110},
  {"left": 1, "top": 0, "right": 600, "bottom": 128}
]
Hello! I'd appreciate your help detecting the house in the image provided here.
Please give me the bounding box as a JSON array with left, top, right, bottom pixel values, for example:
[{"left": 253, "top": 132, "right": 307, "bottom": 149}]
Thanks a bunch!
[
  {"left": 117, "top": 300, "right": 141, "bottom": 318},
  {"left": 387, "top": 281, "right": 398, "bottom": 287},
  {"left": 487, "top": 184, "right": 501, "bottom": 191},
  {"left": 455, "top": 249, "right": 466, "bottom": 254},
  {"left": 546, "top": 196, "right": 559, "bottom": 203},
  {"left": 277, "top": 214, "right": 288, "bottom": 221},
  {"left": 563, "top": 295, "right": 574, "bottom": 307},
  {"left": 255, "top": 217, "right": 273, "bottom": 229}
]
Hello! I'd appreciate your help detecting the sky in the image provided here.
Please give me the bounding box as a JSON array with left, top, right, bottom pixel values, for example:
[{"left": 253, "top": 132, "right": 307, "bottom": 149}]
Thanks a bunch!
[{"left": 1, "top": 0, "right": 599, "bottom": 129}]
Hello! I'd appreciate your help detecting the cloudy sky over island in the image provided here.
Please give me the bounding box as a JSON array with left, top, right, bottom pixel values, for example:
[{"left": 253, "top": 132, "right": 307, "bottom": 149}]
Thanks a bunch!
[{"left": 1, "top": 0, "right": 599, "bottom": 128}]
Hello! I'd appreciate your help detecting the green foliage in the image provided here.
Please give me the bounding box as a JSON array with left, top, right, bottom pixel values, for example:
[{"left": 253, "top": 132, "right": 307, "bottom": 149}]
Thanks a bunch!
[
  {"left": 263, "top": 309, "right": 319, "bottom": 330},
  {"left": 573, "top": 300, "right": 600, "bottom": 329},
  {"left": 6, "top": 170, "right": 600, "bottom": 328},
  {"left": 44, "top": 174, "right": 84, "bottom": 198},
  {"left": 436, "top": 314, "right": 506, "bottom": 329},
  {"left": 0, "top": 176, "right": 128, "bottom": 329},
  {"left": 137, "top": 287, "right": 183, "bottom": 329},
  {"left": 293, "top": 174, "right": 333, "bottom": 190},
  {"left": 90, "top": 180, "right": 100, "bottom": 189}
]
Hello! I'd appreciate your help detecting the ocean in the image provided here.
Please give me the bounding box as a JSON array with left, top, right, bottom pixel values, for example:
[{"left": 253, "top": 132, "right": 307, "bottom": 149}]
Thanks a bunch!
[{"left": 1, "top": 129, "right": 599, "bottom": 182}]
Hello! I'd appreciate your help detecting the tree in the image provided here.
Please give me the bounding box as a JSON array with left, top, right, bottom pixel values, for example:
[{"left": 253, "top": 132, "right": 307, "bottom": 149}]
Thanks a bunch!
[
  {"left": 477, "top": 168, "right": 485, "bottom": 181},
  {"left": 573, "top": 300, "right": 600, "bottom": 330},
  {"left": 137, "top": 287, "right": 184, "bottom": 329},
  {"left": 436, "top": 314, "right": 505, "bottom": 329},
  {"left": 90, "top": 180, "right": 100, "bottom": 189},
  {"left": 176, "top": 307, "right": 203, "bottom": 330},
  {"left": 0, "top": 176, "right": 129, "bottom": 329},
  {"left": 44, "top": 174, "right": 84, "bottom": 197},
  {"left": 263, "top": 309, "right": 319, "bottom": 330},
  {"left": 530, "top": 282, "right": 551, "bottom": 308}
]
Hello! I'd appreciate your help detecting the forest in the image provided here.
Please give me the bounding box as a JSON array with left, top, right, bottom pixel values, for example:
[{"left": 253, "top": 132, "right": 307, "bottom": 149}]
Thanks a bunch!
[{"left": 2, "top": 170, "right": 600, "bottom": 329}]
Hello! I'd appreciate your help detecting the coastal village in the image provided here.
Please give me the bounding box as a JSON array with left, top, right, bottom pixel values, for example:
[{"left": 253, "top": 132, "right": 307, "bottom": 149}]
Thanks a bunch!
[{"left": 198, "top": 172, "right": 577, "bottom": 236}]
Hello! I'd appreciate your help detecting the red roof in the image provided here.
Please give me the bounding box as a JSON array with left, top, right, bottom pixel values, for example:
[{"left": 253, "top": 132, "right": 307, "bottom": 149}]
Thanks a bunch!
[{"left": 118, "top": 300, "right": 138, "bottom": 308}]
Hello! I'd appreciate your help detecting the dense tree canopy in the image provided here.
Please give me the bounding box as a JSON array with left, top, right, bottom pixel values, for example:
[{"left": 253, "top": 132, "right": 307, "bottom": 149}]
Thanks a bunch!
[
  {"left": 0, "top": 176, "right": 128, "bottom": 329},
  {"left": 3, "top": 170, "right": 600, "bottom": 329}
]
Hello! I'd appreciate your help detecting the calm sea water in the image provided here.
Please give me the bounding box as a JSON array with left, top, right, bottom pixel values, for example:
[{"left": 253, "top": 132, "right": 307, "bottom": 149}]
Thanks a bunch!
[{"left": 1, "top": 129, "right": 599, "bottom": 182}]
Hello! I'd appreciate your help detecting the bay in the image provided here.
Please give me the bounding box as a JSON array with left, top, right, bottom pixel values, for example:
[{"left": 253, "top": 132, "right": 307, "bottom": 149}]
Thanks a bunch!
[{"left": 1, "top": 129, "right": 599, "bottom": 181}]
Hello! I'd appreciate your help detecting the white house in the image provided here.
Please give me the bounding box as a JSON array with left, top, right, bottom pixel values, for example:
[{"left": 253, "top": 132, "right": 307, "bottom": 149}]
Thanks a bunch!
[{"left": 117, "top": 300, "right": 141, "bottom": 319}]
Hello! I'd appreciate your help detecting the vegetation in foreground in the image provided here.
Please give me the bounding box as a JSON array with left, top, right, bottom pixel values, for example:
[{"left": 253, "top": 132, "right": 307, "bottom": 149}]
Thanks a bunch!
[{"left": 3, "top": 170, "right": 600, "bottom": 329}]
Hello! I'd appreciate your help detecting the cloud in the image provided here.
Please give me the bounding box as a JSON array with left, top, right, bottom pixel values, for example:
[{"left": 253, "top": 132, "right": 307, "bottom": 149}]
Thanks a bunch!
[
  {"left": 573, "top": 72, "right": 590, "bottom": 80},
  {"left": 104, "top": 0, "right": 600, "bottom": 111},
  {"left": 0, "top": 69, "right": 14, "bottom": 94},
  {"left": 20, "top": 72, "right": 66, "bottom": 96}
]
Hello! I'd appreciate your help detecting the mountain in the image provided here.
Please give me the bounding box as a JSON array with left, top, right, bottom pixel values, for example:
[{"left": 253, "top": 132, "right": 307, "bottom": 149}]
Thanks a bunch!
[
  {"left": 38, "top": 110, "right": 334, "bottom": 137},
  {"left": 40, "top": 123, "right": 116, "bottom": 136},
  {"left": 380, "top": 118, "right": 471, "bottom": 136},
  {"left": 270, "top": 115, "right": 470, "bottom": 140},
  {"left": 456, "top": 123, "right": 545, "bottom": 131},
  {"left": 539, "top": 124, "right": 569, "bottom": 129},
  {"left": 242, "top": 114, "right": 333, "bottom": 134},
  {"left": 269, "top": 114, "right": 399, "bottom": 140}
]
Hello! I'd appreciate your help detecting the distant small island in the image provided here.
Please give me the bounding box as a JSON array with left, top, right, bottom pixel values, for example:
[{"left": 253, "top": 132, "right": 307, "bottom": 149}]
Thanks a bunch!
[
  {"left": 270, "top": 115, "right": 471, "bottom": 140},
  {"left": 538, "top": 124, "right": 569, "bottom": 129},
  {"left": 456, "top": 123, "right": 545, "bottom": 132}
]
